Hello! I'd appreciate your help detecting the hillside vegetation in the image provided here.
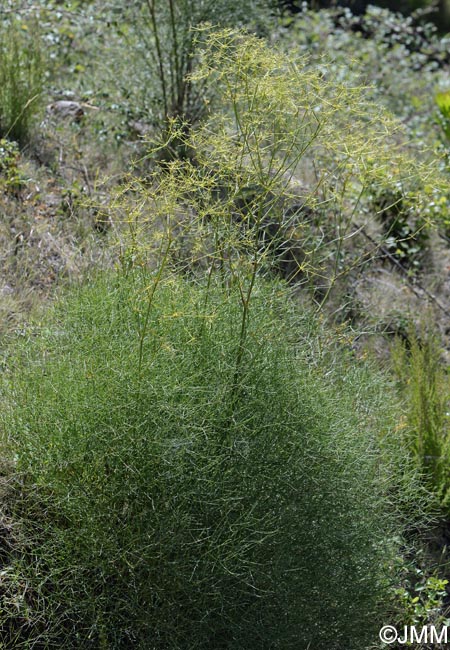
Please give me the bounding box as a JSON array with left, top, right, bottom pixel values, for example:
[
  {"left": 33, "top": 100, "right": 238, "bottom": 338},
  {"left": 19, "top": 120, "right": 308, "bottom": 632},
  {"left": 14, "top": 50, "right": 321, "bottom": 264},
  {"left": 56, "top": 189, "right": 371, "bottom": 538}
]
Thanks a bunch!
[{"left": 1, "top": 1, "right": 450, "bottom": 648}]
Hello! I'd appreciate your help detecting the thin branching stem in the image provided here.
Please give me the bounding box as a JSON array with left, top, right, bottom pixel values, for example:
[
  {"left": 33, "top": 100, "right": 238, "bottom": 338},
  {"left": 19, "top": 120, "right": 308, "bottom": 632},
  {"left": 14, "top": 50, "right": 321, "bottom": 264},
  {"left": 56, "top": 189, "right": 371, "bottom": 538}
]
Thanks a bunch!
[
  {"left": 145, "top": 0, "right": 169, "bottom": 119},
  {"left": 137, "top": 237, "right": 172, "bottom": 379}
]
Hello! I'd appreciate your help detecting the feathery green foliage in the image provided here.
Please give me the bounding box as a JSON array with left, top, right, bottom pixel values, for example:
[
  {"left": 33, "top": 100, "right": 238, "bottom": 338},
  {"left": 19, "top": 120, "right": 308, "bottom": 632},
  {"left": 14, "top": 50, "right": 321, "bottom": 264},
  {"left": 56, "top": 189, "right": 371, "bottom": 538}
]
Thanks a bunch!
[
  {"left": 0, "top": 271, "right": 428, "bottom": 649},
  {"left": 392, "top": 324, "right": 450, "bottom": 510},
  {"left": 116, "top": 29, "right": 445, "bottom": 311}
]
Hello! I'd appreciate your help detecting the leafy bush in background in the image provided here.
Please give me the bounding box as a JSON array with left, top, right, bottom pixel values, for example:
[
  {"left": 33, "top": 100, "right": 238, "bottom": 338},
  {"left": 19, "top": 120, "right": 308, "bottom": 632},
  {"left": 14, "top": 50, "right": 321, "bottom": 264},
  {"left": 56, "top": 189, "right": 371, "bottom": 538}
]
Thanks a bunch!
[
  {"left": 289, "top": 0, "right": 450, "bottom": 31},
  {"left": 0, "top": 17, "right": 44, "bottom": 144},
  {"left": 281, "top": 5, "right": 449, "bottom": 143},
  {"left": 0, "top": 271, "right": 428, "bottom": 649},
  {"left": 100, "top": 0, "right": 277, "bottom": 138}
]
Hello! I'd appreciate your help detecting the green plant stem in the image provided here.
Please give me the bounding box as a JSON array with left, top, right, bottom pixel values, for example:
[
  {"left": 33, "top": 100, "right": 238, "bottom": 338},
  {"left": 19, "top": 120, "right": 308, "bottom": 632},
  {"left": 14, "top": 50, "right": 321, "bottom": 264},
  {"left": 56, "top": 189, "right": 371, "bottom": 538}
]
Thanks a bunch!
[
  {"left": 168, "top": 0, "right": 181, "bottom": 112},
  {"left": 145, "top": 0, "right": 169, "bottom": 119},
  {"left": 137, "top": 238, "right": 172, "bottom": 379}
]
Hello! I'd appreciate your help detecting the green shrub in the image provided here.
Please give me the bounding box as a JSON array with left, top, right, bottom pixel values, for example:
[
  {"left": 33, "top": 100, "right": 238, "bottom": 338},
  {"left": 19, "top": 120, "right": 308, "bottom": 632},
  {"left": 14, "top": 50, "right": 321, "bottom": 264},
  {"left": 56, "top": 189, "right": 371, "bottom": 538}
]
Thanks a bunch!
[
  {"left": 1, "top": 271, "right": 428, "bottom": 648},
  {"left": 0, "top": 18, "right": 44, "bottom": 144}
]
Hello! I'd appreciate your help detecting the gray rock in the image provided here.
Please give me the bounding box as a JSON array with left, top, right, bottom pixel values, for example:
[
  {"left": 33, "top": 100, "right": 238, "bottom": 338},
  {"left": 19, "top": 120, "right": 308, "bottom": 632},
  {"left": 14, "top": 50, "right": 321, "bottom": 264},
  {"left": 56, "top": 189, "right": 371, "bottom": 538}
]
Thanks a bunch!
[{"left": 46, "top": 101, "right": 85, "bottom": 121}]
